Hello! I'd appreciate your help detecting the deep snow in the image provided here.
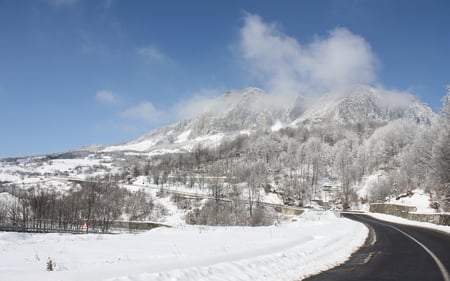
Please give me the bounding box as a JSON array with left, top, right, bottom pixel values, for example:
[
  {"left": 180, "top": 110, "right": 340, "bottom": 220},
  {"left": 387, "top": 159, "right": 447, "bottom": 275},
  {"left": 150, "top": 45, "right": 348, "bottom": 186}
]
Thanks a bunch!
[
  {"left": 386, "top": 189, "right": 437, "bottom": 214},
  {"left": 0, "top": 211, "right": 367, "bottom": 281},
  {"left": 366, "top": 212, "right": 450, "bottom": 234}
]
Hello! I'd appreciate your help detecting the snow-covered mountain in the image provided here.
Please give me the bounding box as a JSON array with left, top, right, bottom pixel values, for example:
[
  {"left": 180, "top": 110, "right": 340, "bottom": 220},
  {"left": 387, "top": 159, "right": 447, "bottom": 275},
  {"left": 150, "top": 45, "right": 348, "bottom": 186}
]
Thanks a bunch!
[
  {"left": 104, "top": 88, "right": 296, "bottom": 153},
  {"left": 104, "top": 85, "right": 435, "bottom": 154},
  {"left": 294, "top": 85, "right": 434, "bottom": 127}
]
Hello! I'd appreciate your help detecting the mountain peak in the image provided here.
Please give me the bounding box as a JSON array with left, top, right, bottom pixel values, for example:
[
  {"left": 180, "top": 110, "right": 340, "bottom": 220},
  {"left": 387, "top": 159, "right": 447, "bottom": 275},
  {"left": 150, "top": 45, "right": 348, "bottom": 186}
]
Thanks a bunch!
[
  {"left": 295, "top": 85, "right": 434, "bottom": 126},
  {"left": 222, "top": 87, "right": 266, "bottom": 105},
  {"left": 104, "top": 85, "right": 435, "bottom": 154},
  {"left": 224, "top": 87, "right": 264, "bottom": 96}
]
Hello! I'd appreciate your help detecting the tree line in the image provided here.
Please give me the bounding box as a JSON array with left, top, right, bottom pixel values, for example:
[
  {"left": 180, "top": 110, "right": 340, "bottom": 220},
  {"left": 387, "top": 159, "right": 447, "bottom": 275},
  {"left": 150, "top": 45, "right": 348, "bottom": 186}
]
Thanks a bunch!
[
  {"left": 0, "top": 176, "right": 155, "bottom": 232},
  {"left": 131, "top": 88, "right": 450, "bottom": 211}
]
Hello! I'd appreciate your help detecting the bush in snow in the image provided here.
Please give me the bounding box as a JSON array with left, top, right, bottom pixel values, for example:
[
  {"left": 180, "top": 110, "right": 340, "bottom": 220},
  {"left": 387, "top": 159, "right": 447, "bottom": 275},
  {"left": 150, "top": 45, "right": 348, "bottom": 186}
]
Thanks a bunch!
[{"left": 46, "top": 258, "right": 54, "bottom": 271}]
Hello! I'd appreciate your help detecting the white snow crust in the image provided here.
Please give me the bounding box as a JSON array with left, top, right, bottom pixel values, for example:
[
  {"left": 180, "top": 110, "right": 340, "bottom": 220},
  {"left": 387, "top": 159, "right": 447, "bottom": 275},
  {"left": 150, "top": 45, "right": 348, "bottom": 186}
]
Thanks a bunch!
[
  {"left": 387, "top": 189, "right": 436, "bottom": 214},
  {"left": 366, "top": 212, "right": 450, "bottom": 234},
  {"left": 0, "top": 211, "right": 367, "bottom": 281}
]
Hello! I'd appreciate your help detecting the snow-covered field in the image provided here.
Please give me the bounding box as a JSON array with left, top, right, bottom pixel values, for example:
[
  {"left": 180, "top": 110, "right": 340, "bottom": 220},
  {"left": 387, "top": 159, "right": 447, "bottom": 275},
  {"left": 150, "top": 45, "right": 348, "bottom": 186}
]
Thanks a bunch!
[
  {"left": 0, "top": 156, "right": 116, "bottom": 191},
  {"left": 0, "top": 211, "right": 367, "bottom": 281}
]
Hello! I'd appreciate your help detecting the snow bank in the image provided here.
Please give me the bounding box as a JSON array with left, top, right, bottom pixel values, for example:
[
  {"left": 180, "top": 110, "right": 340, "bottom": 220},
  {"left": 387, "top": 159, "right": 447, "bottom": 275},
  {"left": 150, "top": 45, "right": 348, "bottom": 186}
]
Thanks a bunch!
[
  {"left": 0, "top": 215, "right": 367, "bottom": 281},
  {"left": 367, "top": 212, "right": 450, "bottom": 234},
  {"left": 387, "top": 189, "right": 436, "bottom": 214}
]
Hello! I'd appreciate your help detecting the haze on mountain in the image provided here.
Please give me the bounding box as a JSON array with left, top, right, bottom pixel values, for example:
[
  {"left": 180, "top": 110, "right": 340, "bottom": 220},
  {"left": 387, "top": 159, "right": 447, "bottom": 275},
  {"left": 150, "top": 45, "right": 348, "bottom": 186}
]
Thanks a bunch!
[{"left": 103, "top": 85, "right": 434, "bottom": 154}]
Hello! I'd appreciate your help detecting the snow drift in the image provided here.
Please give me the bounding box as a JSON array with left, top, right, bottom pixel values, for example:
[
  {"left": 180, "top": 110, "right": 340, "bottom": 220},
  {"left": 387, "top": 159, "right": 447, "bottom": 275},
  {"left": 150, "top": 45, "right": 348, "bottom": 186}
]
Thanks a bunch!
[{"left": 0, "top": 211, "right": 367, "bottom": 281}]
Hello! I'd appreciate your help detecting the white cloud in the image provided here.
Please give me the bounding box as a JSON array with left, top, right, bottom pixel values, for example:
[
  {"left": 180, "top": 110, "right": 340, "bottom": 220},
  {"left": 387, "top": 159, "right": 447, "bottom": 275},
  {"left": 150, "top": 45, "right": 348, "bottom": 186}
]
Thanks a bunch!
[
  {"left": 137, "top": 45, "right": 166, "bottom": 62},
  {"left": 239, "top": 14, "right": 377, "bottom": 97},
  {"left": 120, "top": 15, "right": 380, "bottom": 129},
  {"left": 172, "top": 89, "right": 226, "bottom": 120},
  {"left": 96, "top": 90, "right": 119, "bottom": 104},
  {"left": 167, "top": 15, "right": 379, "bottom": 123},
  {"left": 120, "top": 102, "right": 164, "bottom": 125},
  {"left": 106, "top": 15, "right": 383, "bottom": 134},
  {"left": 48, "top": 0, "right": 77, "bottom": 7},
  {"left": 375, "top": 87, "right": 416, "bottom": 109}
]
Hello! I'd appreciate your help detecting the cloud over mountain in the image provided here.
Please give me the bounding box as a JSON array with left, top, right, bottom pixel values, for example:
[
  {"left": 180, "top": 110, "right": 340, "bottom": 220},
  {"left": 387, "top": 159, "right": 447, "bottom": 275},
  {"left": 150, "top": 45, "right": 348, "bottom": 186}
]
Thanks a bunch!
[
  {"left": 111, "top": 14, "right": 399, "bottom": 135},
  {"left": 239, "top": 14, "right": 377, "bottom": 97},
  {"left": 170, "top": 14, "right": 380, "bottom": 123},
  {"left": 120, "top": 101, "right": 164, "bottom": 125}
]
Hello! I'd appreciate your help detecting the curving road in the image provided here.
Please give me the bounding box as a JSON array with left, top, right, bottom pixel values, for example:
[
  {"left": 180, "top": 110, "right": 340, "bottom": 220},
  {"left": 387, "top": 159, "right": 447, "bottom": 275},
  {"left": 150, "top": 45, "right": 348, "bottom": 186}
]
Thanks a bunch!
[{"left": 305, "top": 213, "right": 450, "bottom": 281}]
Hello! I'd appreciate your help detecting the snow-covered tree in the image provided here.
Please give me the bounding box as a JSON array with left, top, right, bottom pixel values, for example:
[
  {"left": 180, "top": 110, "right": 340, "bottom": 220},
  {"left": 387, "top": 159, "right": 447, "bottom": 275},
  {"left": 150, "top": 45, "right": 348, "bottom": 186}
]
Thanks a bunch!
[
  {"left": 333, "top": 139, "right": 357, "bottom": 209},
  {"left": 430, "top": 88, "right": 450, "bottom": 209}
]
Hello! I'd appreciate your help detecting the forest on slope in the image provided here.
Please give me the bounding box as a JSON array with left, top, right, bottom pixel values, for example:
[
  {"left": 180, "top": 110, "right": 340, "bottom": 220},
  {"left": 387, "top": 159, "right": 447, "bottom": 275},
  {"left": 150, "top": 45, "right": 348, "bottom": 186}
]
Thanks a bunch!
[{"left": 137, "top": 87, "right": 450, "bottom": 213}]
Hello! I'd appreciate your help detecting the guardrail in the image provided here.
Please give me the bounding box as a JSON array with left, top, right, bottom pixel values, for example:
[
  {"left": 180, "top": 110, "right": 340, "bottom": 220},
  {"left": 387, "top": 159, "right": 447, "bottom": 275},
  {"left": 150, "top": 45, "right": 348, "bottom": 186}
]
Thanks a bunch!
[{"left": 0, "top": 220, "right": 172, "bottom": 234}]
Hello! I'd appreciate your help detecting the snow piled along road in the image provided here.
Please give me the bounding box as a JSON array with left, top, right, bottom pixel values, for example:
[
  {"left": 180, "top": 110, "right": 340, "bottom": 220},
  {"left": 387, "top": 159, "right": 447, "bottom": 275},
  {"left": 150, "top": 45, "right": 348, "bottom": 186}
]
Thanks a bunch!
[{"left": 0, "top": 211, "right": 367, "bottom": 281}]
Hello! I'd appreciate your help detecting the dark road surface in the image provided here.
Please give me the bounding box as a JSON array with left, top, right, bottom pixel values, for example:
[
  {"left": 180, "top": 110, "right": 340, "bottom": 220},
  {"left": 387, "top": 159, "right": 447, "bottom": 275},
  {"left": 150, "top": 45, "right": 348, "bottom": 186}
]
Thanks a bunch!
[{"left": 305, "top": 213, "right": 450, "bottom": 281}]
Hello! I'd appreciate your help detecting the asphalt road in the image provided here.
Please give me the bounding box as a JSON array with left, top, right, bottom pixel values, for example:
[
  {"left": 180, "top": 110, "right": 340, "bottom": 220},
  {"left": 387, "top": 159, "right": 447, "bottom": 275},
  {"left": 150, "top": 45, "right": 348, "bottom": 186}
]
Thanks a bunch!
[{"left": 304, "top": 213, "right": 450, "bottom": 281}]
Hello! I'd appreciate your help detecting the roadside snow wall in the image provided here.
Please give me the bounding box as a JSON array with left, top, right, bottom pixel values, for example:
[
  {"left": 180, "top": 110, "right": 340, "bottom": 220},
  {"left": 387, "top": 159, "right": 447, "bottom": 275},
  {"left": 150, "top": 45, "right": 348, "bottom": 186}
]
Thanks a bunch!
[{"left": 370, "top": 203, "right": 450, "bottom": 226}]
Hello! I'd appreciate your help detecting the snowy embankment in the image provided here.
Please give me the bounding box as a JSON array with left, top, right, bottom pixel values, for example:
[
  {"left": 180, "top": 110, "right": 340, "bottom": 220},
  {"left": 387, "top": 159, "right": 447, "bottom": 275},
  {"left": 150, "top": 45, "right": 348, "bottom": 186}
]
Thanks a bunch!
[
  {"left": 365, "top": 188, "right": 450, "bottom": 234},
  {"left": 0, "top": 211, "right": 367, "bottom": 281},
  {"left": 367, "top": 212, "right": 450, "bottom": 234},
  {"left": 386, "top": 189, "right": 440, "bottom": 214}
]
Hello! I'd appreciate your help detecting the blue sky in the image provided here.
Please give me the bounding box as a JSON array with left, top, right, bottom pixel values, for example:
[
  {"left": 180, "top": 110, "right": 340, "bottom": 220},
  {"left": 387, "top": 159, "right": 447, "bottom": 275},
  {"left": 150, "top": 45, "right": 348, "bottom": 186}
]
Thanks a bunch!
[{"left": 0, "top": 0, "right": 449, "bottom": 158}]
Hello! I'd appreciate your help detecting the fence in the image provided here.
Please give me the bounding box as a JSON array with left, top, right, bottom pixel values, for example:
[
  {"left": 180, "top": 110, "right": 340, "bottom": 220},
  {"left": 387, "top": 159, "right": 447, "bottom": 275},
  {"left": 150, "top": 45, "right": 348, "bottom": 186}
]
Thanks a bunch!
[
  {"left": 0, "top": 220, "right": 171, "bottom": 234},
  {"left": 0, "top": 225, "right": 87, "bottom": 234}
]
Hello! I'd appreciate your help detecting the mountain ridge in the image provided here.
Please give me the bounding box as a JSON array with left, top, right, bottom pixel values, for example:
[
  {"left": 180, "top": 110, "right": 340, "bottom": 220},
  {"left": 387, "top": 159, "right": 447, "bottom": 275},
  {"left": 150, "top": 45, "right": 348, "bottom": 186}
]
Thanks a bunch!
[{"left": 103, "top": 85, "right": 435, "bottom": 154}]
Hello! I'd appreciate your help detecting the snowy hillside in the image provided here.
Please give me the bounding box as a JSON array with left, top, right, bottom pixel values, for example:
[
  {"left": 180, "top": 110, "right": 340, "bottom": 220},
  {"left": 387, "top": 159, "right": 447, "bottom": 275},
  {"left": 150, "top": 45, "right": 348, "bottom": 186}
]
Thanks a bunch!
[
  {"left": 1, "top": 84, "right": 448, "bottom": 281},
  {"left": 0, "top": 84, "right": 439, "bottom": 213},
  {"left": 103, "top": 85, "right": 434, "bottom": 154},
  {"left": 104, "top": 88, "right": 295, "bottom": 153},
  {"left": 0, "top": 154, "right": 116, "bottom": 191}
]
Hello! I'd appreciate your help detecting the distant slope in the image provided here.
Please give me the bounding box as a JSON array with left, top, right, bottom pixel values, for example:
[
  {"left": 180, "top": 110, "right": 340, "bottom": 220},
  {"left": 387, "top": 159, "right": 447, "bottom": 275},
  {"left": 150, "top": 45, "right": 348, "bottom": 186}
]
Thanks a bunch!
[{"left": 104, "top": 88, "right": 294, "bottom": 153}]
